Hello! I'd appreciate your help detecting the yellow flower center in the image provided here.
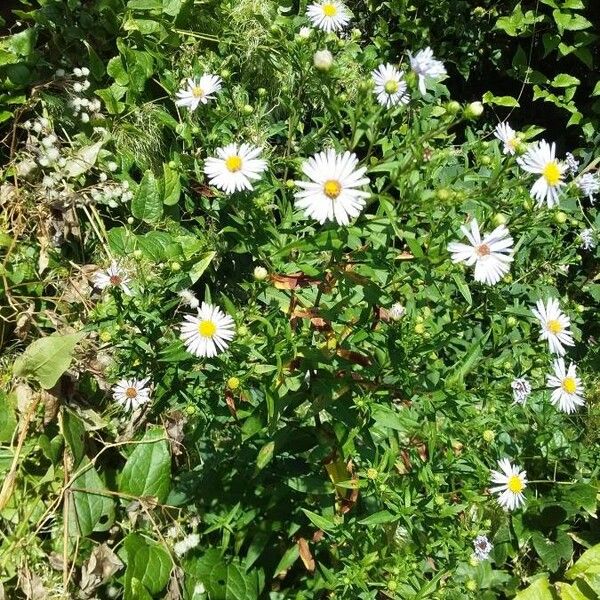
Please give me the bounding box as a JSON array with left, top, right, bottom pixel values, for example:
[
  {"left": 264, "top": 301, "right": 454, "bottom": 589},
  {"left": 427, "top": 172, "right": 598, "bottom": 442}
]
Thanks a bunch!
[
  {"left": 225, "top": 155, "right": 242, "bottom": 172},
  {"left": 543, "top": 162, "right": 561, "bottom": 186},
  {"left": 547, "top": 319, "right": 562, "bottom": 334},
  {"left": 507, "top": 475, "right": 524, "bottom": 494},
  {"left": 125, "top": 387, "right": 138, "bottom": 399},
  {"left": 507, "top": 137, "right": 517, "bottom": 150},
  {"left": 476, "top": 244, "right": 491, "bottom": 257},
  {"left": 198, "top": 319, "right": 217, "bottom": 338},
  {"left": 322, "top": 2, "right": 337, "bottom": 16},
  {"left": 323, "top": 179, "right": 342, "bottom": 199},
  {"left": 384, "top": 80, "right": 399, "bottom": 94},
  {"left": 562, "top": 377, "right": 577, "bottom": 394},
  {"left": 192, "top": 86, "right": 204, "bottom": 98}
]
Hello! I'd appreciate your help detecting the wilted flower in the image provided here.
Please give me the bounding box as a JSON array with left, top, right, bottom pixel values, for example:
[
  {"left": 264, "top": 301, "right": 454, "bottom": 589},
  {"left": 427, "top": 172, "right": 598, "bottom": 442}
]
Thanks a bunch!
[
  {"left": 577, "top": 172, "right": 599, "bottom": 203},
  {"left": 388, "top": 303, "right": 406, "bottom": 321},
  {"left": 511, "top": 377, "right": 531, "bottom": 404},
  {"left": 408, "top": 47, "right": 447, "bottom": 95},
  {"left": 565, "top": 152, "right": 579, "bottom": 175},
  {"left": 579, "top": 228, "right": 596, "bottom": 250},
  {"left": 173, "top": 533, "right": 200, "bottom": 557},
  {"left": 112, "top": 377, "right": 152, "bottom": 412},
  {"left": 473, "top": 535, "right": 493, "bottom": 561},
  {"left": 178, "top": 289, "right": 200, "bottom": 309},
  {"left": 94, "top": 262, "right": 132, "bottom": 295}
]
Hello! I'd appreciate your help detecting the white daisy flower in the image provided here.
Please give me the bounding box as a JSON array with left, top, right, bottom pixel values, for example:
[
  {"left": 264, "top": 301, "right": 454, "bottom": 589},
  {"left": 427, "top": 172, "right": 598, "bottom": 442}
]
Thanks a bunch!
[
  {"left": 490, "top": 458, "right": 527, "bottom": 511},
  {"left": 511, "top": 377, "right": 531, "bottom": 404},
  {"left": 473, "top": 535, "right": 493, "bottom": 561},
  {"left": 531, "top": 298, "right": 574, "bottom": 356},
  {"left": 204, "top": 143, "right": 267, "bottom": 195},
  {"left": 579, "top": 228, "right": 596, "bottom": 250},
  {"left": 94, "top": 261, "right": 132, "bottom": 295},
  {"left": 372, "top": 63, "right": 409, "bottom": 108},
  {"left": 408, "top": 47, "right": 447, "bottom": 95},
  {"left": 178, "top": 289, "right": 200, "bottom": 309},
  {"left": 180, "top": 302, "right": 235, "bottom": 358},
  {"left": 306, "top": 0, "right": 350, "bottom": 33},
  {"left": 547, "top": 358, "right": 585, "bottom": 414},
  {"left": 294, "top": 149, "right": 370, "bottom": 226},
  {"left": 112, "top": 377, "right": 152, "bottom": 412},
  {"left": 494, "top": 122, "right": 519, "bottom": 155},
  {"left": 577, "top": 172, "right": 599, "bottom": 203},
  {"left": 175, "top": 74, "right": 222, "bottom": 111},
  {"left": 448, "top": 219, "right": 514, "bottom": 285},
  {"left": 517, "top": 140, "right": 565, "bottom": 208}
]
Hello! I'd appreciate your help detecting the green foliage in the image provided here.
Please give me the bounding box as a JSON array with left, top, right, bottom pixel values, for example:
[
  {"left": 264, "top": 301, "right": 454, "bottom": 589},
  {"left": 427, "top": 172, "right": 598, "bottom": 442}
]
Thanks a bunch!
[{"left": 1, "top": 0, "right": 600, "bottom": 598}]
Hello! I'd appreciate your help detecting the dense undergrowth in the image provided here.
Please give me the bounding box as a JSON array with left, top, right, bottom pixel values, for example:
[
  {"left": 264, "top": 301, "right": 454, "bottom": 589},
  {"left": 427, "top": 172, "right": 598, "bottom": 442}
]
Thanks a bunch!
[{"left": 1, "top": 1, "right": 600, "bottom": 599}]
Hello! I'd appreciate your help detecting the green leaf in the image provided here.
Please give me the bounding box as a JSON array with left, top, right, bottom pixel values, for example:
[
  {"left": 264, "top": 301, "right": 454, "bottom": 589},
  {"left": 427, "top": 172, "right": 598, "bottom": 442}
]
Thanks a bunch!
[
  {"left": 555, "top": 582, "right": 590, "bottom": 600},
  {"left": 2, "top": 29, "right": 37, "bottom": 57},
  {"left": 515, "top": 576, "right": 554, "bottom": 600},
  {"left": 551, "top": 74, "right": 581, "bottom": 88},
  {"left": 122, "top": 533, "right": 171, "bottom": 599},
  {"left": 255, "top": 441, "right": 275, "bottom": 471},
  {"left": 0, "top": 391, "right": 17, "bottom": 443},
  {"left": 566, "top": 543, "right": 600, "bottom": 579},
  {"left": 189, "top": 251, "right": 216, "bottom": 284},
  {"left": 137, "top": 231, "right": 173, "bottom": 261},
  {"left": 63, "top": 142, "right": 103, "bottom": 178},
  {"left": 446, "top": 331, "right": 491, "bottom": 388},
  {"left": 482, "top": 91, "right": 520, "bottom": 107},
  {"left": 127, "top": 0, "right": 162, "bottom": 9},
  {"left": 119, "top": 427, "right": 171, "bottom": 502},
  {"left": 301, "top": 509, "right": 336, "bottom": 531},
  {"left": 532, "top": 530, "right": 573, "bottom": 572},
  {"left": 186, "top": 550, "right": 263, "bottom": 600},
  {"left": 107, "top": 226, "right": 137, "bottom": 256},
  {"left": 62, "top": 408, "right": 86, "bottom": 467},
  {"left": 358, "top": 510, "right": 397, "bottom": 525},
  {"left": 132, "top": 170, "right": 163, "bottom": 223},
  {"left": 68, "top": 460, "right": 115, "bottom": 537},
  {"left": 13, "top": 331, "right": 87, "bottom": 389},
  {"left": 162, "top": 163, "right": 181, "bottom": 206}
]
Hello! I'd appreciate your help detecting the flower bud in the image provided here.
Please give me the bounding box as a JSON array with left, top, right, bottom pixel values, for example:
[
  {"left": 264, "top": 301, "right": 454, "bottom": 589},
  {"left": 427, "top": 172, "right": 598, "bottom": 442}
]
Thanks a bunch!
[
  {"left": 313, "top": 50, "right": 333, "bottom": 71},
  {"left": 253, "top": 266, "right": 268, "bottom": 281},
  {"left": 464, "top": 101, "right": 484, "bottom": 119},
  {"left": 227, "top": 376, "right": 240, "bottom": 390},
  {"left": 483, "top": 430, "right": 495, "bottom": 443}
]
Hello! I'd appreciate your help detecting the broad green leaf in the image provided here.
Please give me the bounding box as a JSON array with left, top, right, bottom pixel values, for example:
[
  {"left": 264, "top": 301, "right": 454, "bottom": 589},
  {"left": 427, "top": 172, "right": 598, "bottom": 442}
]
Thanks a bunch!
[
  {"left": 2, "top": 29, "right": 37, "bottom": 57},
  {"left": 0, "top": 391, "right": 17, "bottom": 443},
  {"left": 515, "top": 576, "right": 554, "bottom": 600},
  {"left": 122, "top": 533, "right": 171, "bottom": 599},
  {"left": 189, "top": 251, "right": 216, "bottom": 284},
  {"left": 62, "top": 408, "right": 86, "bottom": 467},
  {"left": 555, "top": 582, "right": 590, "bottom": 600},
  {"left": 186, "top": 550, "right": 263, "bottom": 600},
  {"left": 68, "top": 460, "right": 115, "bottom": 537},
  {"left": 137, "top": 231, "right": 173, "bottom": 261},
  {"left": 13, "top": 331, "right": 87, "bottom": 389},
  {"left": 162, "top": 163, "right": 181, "bottom": 206},
  {"left": 63, "top": 142, "right": 103, "bottom": 178},
  {"left": 107, "top": 226, "right": 137, "bottom": 256},
  {"left": 119, "top": 427, "right": 171, "bottom": 502},
  {"left": 255, "top": 441, "right": 274, "bottom": 471},
  {"left": 482, "top": 91, "right": 520, "bottom": 107},
  {"left": 532, "top": 530, "right": 573, "bottom": 572},
  {"left": 132, "top": 170, "right": 163, "bottom": 223},
  {"left": 551, "top": 74, "right": 580, "bottom": 88},
  {"left": 566, "top": 543, "right": 600, "bottom": 579}
]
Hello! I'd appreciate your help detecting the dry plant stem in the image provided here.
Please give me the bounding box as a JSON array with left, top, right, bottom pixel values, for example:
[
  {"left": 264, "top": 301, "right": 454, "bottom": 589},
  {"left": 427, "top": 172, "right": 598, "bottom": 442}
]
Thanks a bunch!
[{"left": 0, "top": 394, "right": 41, "bottom": 512}]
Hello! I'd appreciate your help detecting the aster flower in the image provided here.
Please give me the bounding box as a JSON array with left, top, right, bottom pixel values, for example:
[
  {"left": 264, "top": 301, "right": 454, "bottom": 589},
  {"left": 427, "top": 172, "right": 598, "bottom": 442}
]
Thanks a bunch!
[
  {"left": 112, "top": 377, "right": 152, "bottom": 412},
  {"left": 94, "top": 261, "right": 132, "bottom": 295},
  {"left": 372, "top": 63, "right": 409, "bottom": 108},
  {"left": 180, "top": 302, "right": 235, "bottom": 358},
  {"left": 175, "top": 74, "right": 222, "bottom": 111},
  {"left": 408, "top": 47, "right": 447, "bottom": 95},
  {"left": 178, "top": 289, "right": 200, "bottom": 309},
  {"left": 517, "top": 140, "right": 565, "bottom": 208},
  {"left": 448, "top": 219, "right": 514, "bottom": 285},
  {"left": 204, "top": 143, "right": 267, "bottom": 194},
  {"left": 531, "top": 298, "right": 574, "bottom": 356},
  {"left": 577, "top": 172, "right": 599, "bottom": 203},
  {"left": 473, "top": 535, "right": 493, "bottom": 561},
  {"left": 294, "top": 149, "right": 370, "bottom": 226},
  {"left": 579, "top": 228, "right": 596, "bottom": 250},
  {"left": 511, "top": 377, "right": 531, "bottom": 405},
  {"left": 547, "top": 358, "right": 585, "bottom": 414},
  {"left": 494, "top": 122, "right": 519, "bottom": 155},
  {"left": 490, "top": 458, "right": 527, "bottom": 511},
  {"left": 306, "top": 0, "right": 350, "bottom": 32}
]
